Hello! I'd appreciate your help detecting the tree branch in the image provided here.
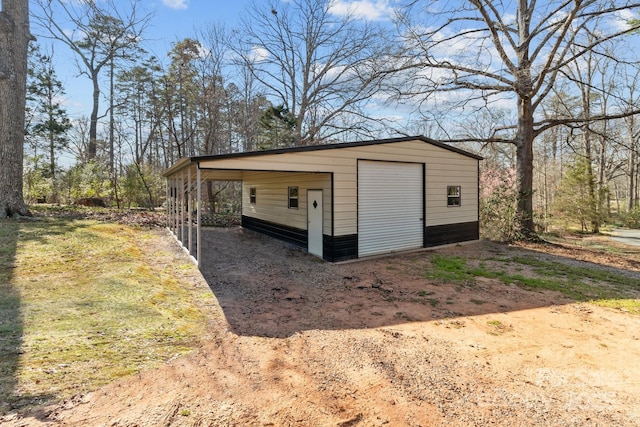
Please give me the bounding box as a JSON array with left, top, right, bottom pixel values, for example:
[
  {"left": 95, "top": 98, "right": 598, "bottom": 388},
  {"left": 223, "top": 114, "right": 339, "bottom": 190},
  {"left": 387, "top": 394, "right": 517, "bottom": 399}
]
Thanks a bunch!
[{"left": 535, "top": 108, "right": 640, "bottom": 136}]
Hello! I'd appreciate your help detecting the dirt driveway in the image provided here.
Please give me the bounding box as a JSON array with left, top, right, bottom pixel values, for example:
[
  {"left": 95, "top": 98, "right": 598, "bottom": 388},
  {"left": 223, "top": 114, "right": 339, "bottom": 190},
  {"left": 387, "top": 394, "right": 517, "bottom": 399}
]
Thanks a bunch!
[
  {"left": 609, "top": 228, "right": 640, "bottom": 248},
  {"left": 5, "top": 227, "right": 640, "bottom": 426}
]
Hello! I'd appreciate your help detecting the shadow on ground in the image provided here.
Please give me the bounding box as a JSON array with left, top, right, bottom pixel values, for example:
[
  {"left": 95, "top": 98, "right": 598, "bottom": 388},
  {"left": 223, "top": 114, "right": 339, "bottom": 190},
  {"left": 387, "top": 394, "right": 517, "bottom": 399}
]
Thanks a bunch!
[
  {"left": 197, "top": 227, "right": 639, "bottom": 338},
  {"left": 0, "top": 219, "right": 21, "bottom": 415},
  {"left": 0, "top": 218, "right": 87, "bottom": 415}
]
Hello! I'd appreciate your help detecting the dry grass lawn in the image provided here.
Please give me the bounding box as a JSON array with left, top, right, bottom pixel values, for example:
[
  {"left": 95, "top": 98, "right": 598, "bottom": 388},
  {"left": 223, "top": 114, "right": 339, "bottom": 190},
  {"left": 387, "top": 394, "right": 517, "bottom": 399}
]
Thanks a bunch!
[{"left": 1, "top": 215, "right": 640, "bottom": 426}]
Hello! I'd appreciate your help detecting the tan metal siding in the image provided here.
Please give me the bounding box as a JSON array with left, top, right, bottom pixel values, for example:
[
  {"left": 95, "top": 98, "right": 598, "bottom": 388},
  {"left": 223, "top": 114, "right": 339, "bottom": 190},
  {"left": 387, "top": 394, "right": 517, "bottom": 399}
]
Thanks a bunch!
[
  {"left": 333, "top": 174, "right": 357, "bottom": 235},
  {"left": 241, "top": 171, "right": 332, "bottom": 234},
  {"left": 426, "top": 161, "right": 478, "bottom": 227},
  {"left": 198, "top": 139, "right": 478, "bottom": 237}
]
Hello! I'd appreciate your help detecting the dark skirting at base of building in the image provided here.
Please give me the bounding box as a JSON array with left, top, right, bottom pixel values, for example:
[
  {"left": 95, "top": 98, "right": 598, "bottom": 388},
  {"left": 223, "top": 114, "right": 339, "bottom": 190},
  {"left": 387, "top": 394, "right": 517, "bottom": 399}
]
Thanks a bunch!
[
  {"left": 241, "top": 216, "right": 357, "bottom": 262},
  {"left": 242, "top": 216, "right": 479, "bottom": 262},
  {"left": 424, "top": 221, "right": 479, "bottom": 247}
]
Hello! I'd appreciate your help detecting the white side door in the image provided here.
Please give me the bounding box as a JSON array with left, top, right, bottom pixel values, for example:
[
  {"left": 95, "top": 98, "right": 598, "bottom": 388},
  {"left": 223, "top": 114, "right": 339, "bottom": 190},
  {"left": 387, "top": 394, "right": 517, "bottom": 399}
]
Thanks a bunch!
[{"left": 307, "top": 190, "right": 323, "bottom": 258}]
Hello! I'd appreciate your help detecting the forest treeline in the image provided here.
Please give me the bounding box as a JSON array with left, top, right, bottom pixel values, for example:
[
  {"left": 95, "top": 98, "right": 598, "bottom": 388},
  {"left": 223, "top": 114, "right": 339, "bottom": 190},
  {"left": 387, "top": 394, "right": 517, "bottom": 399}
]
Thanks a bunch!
[{"left": 21, "top": 0, "right": 640, "bottom": 238}]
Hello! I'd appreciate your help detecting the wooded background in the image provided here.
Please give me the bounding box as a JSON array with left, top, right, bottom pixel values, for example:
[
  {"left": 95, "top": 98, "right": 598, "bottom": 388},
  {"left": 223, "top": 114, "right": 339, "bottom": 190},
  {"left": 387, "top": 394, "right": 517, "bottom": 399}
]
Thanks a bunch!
[{"left": 8, "top": 0, "right": 640, "bottom": 237}]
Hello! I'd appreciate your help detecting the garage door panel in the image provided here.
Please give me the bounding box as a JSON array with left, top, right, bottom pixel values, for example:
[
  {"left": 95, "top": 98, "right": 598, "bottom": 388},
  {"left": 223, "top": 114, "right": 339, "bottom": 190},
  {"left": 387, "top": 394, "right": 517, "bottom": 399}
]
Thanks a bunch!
[{"left": 358, "top": 161, "right": 424, "bottom": 257}]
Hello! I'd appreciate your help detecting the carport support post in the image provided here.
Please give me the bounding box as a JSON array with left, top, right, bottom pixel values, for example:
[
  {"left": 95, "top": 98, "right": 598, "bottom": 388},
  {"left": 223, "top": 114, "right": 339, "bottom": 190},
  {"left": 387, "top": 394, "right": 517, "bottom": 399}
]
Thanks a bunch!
[
  {"left": 196, "top": 167, "right": 202, "bottom": 267},
  {"left": 164, "top": 178, "right": 171, "bottom": 227},
  {"left": 188, "top": 166, "right": 193, "bottom": 256},
  {"left": 176, "top": 175, "right": 180, "bottom": 240},
  {"left": 172, "top": 177, "right": 178, "bottom": 235},
  {"left": 179, "top": 170, "right": 184, "bottom": 244},
  {"left": 169, "top": 178, "right": 175, "bottom": 234},
  {"left": 172, "top": 177, "right": 177, "bottom": 234}
]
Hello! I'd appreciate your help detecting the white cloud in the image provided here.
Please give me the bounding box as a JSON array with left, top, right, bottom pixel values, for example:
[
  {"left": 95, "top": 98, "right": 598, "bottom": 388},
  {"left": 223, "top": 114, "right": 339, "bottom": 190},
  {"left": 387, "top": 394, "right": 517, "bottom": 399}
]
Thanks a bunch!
[
  {"left": 328, "top": 0, "right": 394, "bottom": 22},
  {"left": 250, "top": 46, "right": 270, "bottom": 63},
  {"left": 162, "top": 0, "right": 188, "bottom": 10},
  {"left": 61, "top": 0, "right": 97, "bottom": 5},
  {"left": 611, "top": 9, "right": 637, "bottom": 31}
]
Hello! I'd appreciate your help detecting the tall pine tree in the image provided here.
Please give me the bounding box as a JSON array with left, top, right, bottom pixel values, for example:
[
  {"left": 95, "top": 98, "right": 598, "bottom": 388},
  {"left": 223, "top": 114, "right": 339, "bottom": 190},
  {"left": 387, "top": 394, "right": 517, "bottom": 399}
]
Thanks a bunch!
[{"left": 27, "top": 44, "right": 72, "bottom": 184}]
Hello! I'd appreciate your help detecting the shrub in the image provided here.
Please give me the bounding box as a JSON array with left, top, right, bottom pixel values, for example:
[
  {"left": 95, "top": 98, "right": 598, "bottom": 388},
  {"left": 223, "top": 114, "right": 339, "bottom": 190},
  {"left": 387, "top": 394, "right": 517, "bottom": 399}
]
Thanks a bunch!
[
  {"left": 620, "top": 205, "right": 640, "bottom": 229},
  {"left": 480, "top": 166, "right": 518, "bottom": 241},
  {"left": 60, "top": 161, "right": 111, "bottom": 204}
]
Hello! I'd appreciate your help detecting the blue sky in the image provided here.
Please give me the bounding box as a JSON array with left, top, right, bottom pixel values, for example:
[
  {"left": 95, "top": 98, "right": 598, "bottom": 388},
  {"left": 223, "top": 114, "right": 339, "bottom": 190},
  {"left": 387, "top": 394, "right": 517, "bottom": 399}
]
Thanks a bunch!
[
  {"left": 34, "top": 0, "right": 639, "bottom": 146},
  {"left": 35, "top": 0, "right": 253, "bottom": 118},
  {"left": 146, "top": 0, "right": 251, "bottom": 57},
  {"left": 32, "top": 0, "right": 397, "bottom": 121}
]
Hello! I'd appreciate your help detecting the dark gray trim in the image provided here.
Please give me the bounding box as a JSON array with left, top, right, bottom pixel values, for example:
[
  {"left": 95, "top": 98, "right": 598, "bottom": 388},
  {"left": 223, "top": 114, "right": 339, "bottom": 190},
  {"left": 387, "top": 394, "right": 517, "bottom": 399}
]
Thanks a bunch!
[
  {"left": 424, "top": 221, "right": 479, "bottom": 247},
  {"left": 422, "top": 163, "right": 426, "bottom": 230},
  {"left": 242, "top": 215, "right": 358, "bottom": 262},
  {"left": 242, "top": 216, "right": 307, "bottom": 248},
  {"left": 200, "top": 136, "right": 481, "bottom": 161},
  {"left": 330, "top": 173, "right": 335, "bottom": 239},
  {"left": 242, "top": 215, "right": 478, "bottom": 259},
  {"left": 477, "top": 162, "right": 481, "bottom": 234},
  {"left": 323, "top": 234, "right": 358, "bottom": 262}
]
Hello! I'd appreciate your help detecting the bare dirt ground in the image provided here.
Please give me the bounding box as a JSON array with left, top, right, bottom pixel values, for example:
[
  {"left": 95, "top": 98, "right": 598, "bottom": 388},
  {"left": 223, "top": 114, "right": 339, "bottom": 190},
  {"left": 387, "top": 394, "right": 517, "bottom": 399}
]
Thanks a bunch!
[{"left": 4, "top": 227, "right": 640, "bottom": 426}]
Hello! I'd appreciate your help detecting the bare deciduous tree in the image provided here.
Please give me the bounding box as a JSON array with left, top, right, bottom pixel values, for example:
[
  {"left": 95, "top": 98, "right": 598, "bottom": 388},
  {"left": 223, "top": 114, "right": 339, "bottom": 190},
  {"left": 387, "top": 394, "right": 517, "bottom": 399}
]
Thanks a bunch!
[
  {"left": 394, "top": 0, "right": 640, "bottom": 237},
  {"left": 32, "top": 0, "right": 151, "bottom": 161},
  {"left": 234, "top": 0, "right": 389, "bottom": 145},
  {"left": 615, "top": 61, "right": 640, "bottom": 211},
  {"left": 0, "top": 0, "right": 31, "bottom": 218}
]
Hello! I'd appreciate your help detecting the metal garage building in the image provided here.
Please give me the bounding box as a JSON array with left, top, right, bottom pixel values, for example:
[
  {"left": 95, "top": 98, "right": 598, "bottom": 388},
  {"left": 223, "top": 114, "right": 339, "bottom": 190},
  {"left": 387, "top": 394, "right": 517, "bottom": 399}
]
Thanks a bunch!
[{"left": 163, "top": 135, "right": 482, "bottom": 264}]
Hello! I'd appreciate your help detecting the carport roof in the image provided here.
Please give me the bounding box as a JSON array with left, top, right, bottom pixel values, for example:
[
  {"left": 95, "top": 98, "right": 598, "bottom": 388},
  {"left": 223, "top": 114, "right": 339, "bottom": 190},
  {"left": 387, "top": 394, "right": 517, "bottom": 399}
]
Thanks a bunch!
[{"left": 162, "top": 135, "right": 483, "bottom": 177}]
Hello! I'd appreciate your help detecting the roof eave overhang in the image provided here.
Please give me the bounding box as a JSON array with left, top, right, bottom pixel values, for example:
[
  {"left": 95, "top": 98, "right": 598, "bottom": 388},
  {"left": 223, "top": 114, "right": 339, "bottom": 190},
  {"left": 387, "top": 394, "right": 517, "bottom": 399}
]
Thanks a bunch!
[
  {"left": 162, "top": 135, "right": 483, "bottom": 178},
  {"left": 162, "top": 157, "right": 193, "bottom": 177}
]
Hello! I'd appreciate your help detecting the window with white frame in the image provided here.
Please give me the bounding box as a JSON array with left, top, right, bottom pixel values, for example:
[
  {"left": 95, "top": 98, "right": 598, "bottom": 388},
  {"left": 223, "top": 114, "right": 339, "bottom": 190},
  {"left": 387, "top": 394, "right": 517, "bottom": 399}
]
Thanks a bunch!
[
  {"left": 288, "top": 186, "right": 298, "bottom": 209},
  {"left": 249, "top": 187, "right": 256, "bottom": 204},
  {"left": 447, "top": 186, "right": 461, "bottom": 207}
]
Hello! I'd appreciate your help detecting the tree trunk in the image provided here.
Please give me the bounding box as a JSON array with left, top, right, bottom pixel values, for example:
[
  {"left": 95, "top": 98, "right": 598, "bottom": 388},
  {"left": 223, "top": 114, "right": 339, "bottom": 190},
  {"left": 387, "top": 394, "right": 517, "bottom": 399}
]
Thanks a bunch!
[
  {"left": 207, "top": 181, "right": 215, "bottom": 214},
  {"left": 582, "top": 131, "right": 599, "bottom": 233},
  {"left": 0, "top": 0, "right": 31, "bottom": 218},
  {"left": 513, "top": 1, "right": 536, "bottom": 239},
  {"left": 89, "top": 70, "right": 100, "bottom": 160},
  {"left": 515, "top": 96, "right": 536, "bottom": 238},
  {"left": 49, "top": 114, "right": 55, "bottom": 179},
  {"left": 109, "top": 56, "right": 115, "bottom": 175},
  {"left": 630, "top": 147, "right": 636, "bottom": 212}
]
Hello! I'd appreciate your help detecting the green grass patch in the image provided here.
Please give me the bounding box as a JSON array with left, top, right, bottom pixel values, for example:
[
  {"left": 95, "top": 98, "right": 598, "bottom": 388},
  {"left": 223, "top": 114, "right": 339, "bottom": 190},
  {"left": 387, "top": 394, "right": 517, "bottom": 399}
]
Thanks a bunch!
[
  {"left": 590, "top": 299, "right": 640, "bottom": 315},
  {"left": 486, "top": 319, "right": 512, "bottom": 335},
  {"left": 425, "top": 252, "right": 640, "bottom": 307},
  {"left": 0, "top": 218, "right": 212, "bottom": 414},
  {"left": 428, "top": 255, "right": 495, "bottom": 283},
  {"left": 501, "top": 257, "right": 640, "bottom": 300}
]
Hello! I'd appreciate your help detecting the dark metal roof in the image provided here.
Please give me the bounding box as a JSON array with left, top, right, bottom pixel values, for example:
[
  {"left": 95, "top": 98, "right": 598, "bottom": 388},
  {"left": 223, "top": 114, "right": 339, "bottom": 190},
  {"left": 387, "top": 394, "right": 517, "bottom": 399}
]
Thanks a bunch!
[{"left": 163, "top": 135, "right": 482, "bottom": 176}]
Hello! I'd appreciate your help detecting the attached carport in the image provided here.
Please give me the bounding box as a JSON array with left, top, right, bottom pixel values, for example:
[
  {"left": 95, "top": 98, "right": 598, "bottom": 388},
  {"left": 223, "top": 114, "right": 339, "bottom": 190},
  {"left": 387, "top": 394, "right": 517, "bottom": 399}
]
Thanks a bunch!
[
  {"left": 163, "top": 158, "right": 334, "bottom": 267},
  {"left": 164, "top": 162, "right": 238, "bottom": 267}
]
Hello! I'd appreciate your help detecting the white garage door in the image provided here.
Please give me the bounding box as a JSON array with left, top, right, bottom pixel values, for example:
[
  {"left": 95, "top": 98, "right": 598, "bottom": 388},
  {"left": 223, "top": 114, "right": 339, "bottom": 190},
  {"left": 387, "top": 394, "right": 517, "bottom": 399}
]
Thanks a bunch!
[{"left": 358, "top": 160, "right": 424, "bottom": 257}]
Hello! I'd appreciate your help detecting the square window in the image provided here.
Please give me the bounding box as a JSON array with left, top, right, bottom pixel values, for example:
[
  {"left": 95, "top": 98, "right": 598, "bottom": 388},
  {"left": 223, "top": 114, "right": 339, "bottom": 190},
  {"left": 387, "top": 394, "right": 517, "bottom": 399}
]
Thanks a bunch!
[
  {"left": 447, "top": 186, "right": 461, "bottom": 207},
  {"left": 288, "top": 186, "right": 299, "bottom": 209},
  {"left": 249, "top": 187, "right": 256, "bottom": 204}
]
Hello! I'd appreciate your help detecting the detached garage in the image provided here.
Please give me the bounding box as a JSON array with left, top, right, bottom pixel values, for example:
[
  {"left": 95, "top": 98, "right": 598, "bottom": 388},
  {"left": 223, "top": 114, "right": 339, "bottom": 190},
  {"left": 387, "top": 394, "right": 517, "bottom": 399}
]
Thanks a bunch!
[{"left": 163, "top": 135, "right": 481, "bottom": 264}]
